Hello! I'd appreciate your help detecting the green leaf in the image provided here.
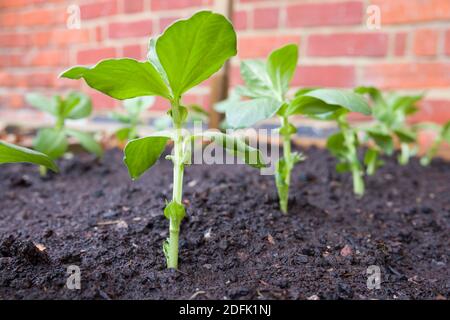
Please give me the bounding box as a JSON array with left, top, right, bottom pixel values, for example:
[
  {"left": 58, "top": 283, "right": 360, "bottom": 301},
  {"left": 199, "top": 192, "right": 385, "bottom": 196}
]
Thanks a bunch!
[
  {"left": 355, "top": 86, "right": 386, "bottom": 107},
  {"left": 60, "top": 58, "right": 171, "bottom": 100},
  {"left": 336, "top": 162, "right": 351, "bottom": 173},
  {"left": 442, "top": 121, "right": 450, "bottom": 142},
  {"left": 194, "top": 131, "right": 267, "bottom": 168},
  {"left": 326, "top": 132, "right": 346, "bottom": 157},
  {"left": 225, "top": 97, "right": 282, "bottom": 128},
  {"left": 65, "top": 129, "right": 103, "bottom": 157},
  {"left": 115, "top": 127, "right": 132, "bottom": 141},
  {"left": 367, "top": 130, "right": 394, "bottom": 154},
  {"left": 163, "top": 201, "right": 186, "bottom": 222},
  {"left": 364, "top": 148, "right": 382, "bottom": 175},
  {"left": 394, "top": 128, "right": 416, "bottom": 143},
  {"left": 156, "top": 11, "right": 237, "bottom": 97},
  {"left": 266, "top": 44, "right": 298, "bottom": 97},
  {"left": 63, "top": 92, "right": 92, "bottom": 119},
  {"left": 392, "top": 95, "right": 422, "bottom": 115},
  {"left": 287, "top": 95, "right": 342, "bottom": 117},
  {"left": 240, "top": 60, "right": 273, "bottom": 98},
  {"left": 33, "top": 128, "right": 68, "bottom": 159},
  {"left": 25, "top": 93, "right": 58, "bottom": 116},
  {"left": 123, "top": 96, "right": 155, "bottom": 115},
  {"left": 302, "top": 89, "right": 372, "bottom": 116},
  {"left": 294, "top": 88, "right": 318, "bottom": 97},
  {"left": 0, "top": 140, "right": 58, "bottom": 172},
  {"left": 123, "top": 134, "right": 170, "bottom": 180},
  {"left": 110, "top": 112, "right": 131, "bottom": 124}
]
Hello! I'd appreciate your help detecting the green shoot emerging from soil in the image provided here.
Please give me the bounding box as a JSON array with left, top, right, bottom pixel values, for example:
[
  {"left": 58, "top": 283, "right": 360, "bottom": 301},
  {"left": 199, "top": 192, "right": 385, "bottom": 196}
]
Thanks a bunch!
[
  {"left": 418, "top": 121, "right": 450, "bottom": 166},
  {"left": 60, "top": 11, "right": 266, "bottom": 269},
  {"left": 326, "top": 113, "right": 366, "bottom": 196},
  {"left": 356, "top": 87, "right": 422, "bottom": 169},
  {"left": 221, "top": 44, "right": 371, "bottom": 212},
  {"left": 110, "top": 96, "right": 155, "bottom": 142},
  {"left": 26, "top": 92, "right": 103, "bottom": 176},
  {"left": 0, "top": 140, "right": 58, "bottom": 171}
]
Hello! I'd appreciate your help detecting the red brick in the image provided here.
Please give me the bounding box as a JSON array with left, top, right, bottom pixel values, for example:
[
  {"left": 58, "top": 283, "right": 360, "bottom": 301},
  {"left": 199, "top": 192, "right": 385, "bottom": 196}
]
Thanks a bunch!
[
  {"left": 409, "top": 100, "right": 450, "bottom": 125},
  {"left": 0, "top": 54, "right": 22, "bottom": 67},
  {"left": 20, "top": 8, "right": 66, "bottom": 27},
  {"left": 123, "top": 44, "right": 143, "bottom": 60},
  {"left": 88, "top": 90, "right": 118, "bottom": 109},
  {"left": 238, "top": 35, "right": 300, "bottom": 58},
  {"left": 233, "top": 10, "right": 248, "bottom": 31},
  {"left": 26, "top": 72, "right": 56, "bottom": 88},
  {"left": 287, "top": 1, "right": 363, "bottom": 27},
  {"left": 151, "top": 0, "right": 206, "bottom": 11},
  {"left": 0, "top": 33, "right": 29, "bottom": 47},
  {"left": 109, "top": 20, "right": 152, "bottom": 39},
  {"left": 414, "top": 29, "right": 439, "bottom": 57},
  {"left": 51, "top": 29, "right": 91, "bottom": 46},
  {"left": 292, "top": 66, "right": 355, "bottom": 88},
  {"left": 0, "top": 12, "right": 20, "bottom": 28},
  {"left": 123, "top": 0, "right": 143, "bottom": 13},
  {"left": 371, "top": 0, "right": 450, "bottom": 24},
  {"left": 30, "top": 49, "right": 68, "bottom": 67},
  {"left": 254, "top": 7, "right": 279, "bottom": 29},
  {"left": 394, "top": 32, "right": 407, "bottom": 57},
  {"left": 159, "top": 17, "right": 179, "bottom": 32},
  {"left": 77, "top": 47, "right": 117, "bottom": 65},
  {"left": 362, "top": 63, "right": 450, "bottom": 89},
  {"left": 307, "top": 33, "right": 388, "bottom": 57},
  {"left": 446, "top": 30, "right": 450, "bottom": 56},
  {"left": 80, "top": 0, "right": 117, "bottom": 20}
]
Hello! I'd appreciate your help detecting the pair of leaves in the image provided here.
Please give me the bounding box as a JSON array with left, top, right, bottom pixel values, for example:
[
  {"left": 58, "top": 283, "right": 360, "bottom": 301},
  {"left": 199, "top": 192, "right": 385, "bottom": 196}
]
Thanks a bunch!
[
  {"left": 123, "top": 130, "right": 267, "bottom": 180},
  {"left": 26, "top": 92, "right": 92, "bottom": 120},
  {"left": 0, "top": 140, "right": 58, "bottom": 172},
  {"left": 224, "top": 45, "right": 298, "bottom": 128},
  {"left": 110, "top": 96, "right": 155, "bottom": 141},
  {"left": 34, "top": 128, "right": 103, "bottom": 160},
  {"left": 61, "top": 11, "right": 237, "bottom": 103}
]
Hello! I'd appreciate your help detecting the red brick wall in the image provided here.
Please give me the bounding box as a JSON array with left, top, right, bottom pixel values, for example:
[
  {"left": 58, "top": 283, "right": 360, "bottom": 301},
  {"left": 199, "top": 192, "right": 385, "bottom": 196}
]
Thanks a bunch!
[{"left": 1, "top": 0, "right": 450, "bottom": 124}]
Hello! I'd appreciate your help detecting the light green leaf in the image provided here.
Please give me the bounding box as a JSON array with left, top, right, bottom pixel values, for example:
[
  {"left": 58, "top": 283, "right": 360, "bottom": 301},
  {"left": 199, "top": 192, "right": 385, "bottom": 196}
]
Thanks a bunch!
[
  {"left": 33, "top": 128, "right": 68, "bottom": 159},
  {"left": 0, "top": 140, "right": 58, "bottom": 172},
  {"left": 364, "top": 148, "right": 382, "bottom": 175},
  {"left": 124, "top": 96, "right": 155, "bottom": 115},
  {"left": 25, "top": 93, "right": 58, "bottom": 116},
  {"left": 240, "top": 60, "right": 273, "bottom": 98},
  {"left": 115, "top": 127, "right": 132, "bottom": 141},
  {"left": 110, "top": 112, "right": 131, "bottom": 124},
  {"left": 65, "top": 129, "right": 103, "bottom": 157},
  {"left": 123, "top": 134, "right": 170, "bottom": 179},
  {"left": 266, "top": 44, "right": 298, "bottom": 97},
  {"left": 63, "top": 92, "right": 92, "bottom": 119},
  {"left": 156, "top": 11, "right": 237, "bottom": 97},
  {"left": 163, "top": 201, "right": 186, "bottom": 222},
  {"left": 367, "top": 130, "right": 394, "bottom": 154},
  {"left": 302, "top": 89, "right": 372, "bottom": 116},
  {"left": 355, "top": 86, "right": 386, "bottom": 107},
  {"left": 287, "top": 95, "right": 342, "bottom": 117},
  {"left": 60, "top": 58, "right": 171, "bottom": 100},
  {"left": 194, "top": 131, "right": 267, "bottom": 168},
  {"left": 394, "top": 128, "right": 416, "bottom": 143},
  {"left": 225, "top": 97, "right": 282, "bottom": 128},
  {"left": 326, "top": 132, "right": 346, "bottom": 157}
]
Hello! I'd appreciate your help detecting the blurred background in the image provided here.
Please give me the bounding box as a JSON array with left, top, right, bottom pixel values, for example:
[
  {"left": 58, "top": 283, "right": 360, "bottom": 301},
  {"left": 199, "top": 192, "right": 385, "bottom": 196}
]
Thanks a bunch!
[{"left": 0, "top": 0, "right": 449, "bottom": 141}]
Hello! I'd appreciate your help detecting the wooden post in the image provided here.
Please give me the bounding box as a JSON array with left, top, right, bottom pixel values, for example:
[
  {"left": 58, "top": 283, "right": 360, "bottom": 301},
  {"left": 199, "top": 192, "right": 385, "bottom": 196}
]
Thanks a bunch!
[{"left": 208, "top": 0, "right": 233, "bottom": 129}]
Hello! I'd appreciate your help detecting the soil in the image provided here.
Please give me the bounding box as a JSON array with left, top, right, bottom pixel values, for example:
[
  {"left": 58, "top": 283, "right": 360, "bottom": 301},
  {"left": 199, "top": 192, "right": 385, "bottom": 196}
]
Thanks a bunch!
[{"left": 0, "top": 147, "right": 449, "bottom": 300}]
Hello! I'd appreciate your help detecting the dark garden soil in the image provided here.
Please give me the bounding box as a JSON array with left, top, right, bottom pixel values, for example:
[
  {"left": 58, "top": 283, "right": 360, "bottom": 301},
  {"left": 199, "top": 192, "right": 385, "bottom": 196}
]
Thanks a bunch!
[{"left": 0, "top": 146, "right": 449, "bottom": 300}]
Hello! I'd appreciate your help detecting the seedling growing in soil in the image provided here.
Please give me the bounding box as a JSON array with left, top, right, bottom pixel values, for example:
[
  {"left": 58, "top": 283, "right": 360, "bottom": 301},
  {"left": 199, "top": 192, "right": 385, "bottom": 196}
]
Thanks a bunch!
[
  {"left": 222, "top": 44, "right": 371, "bottom": 212},
  {"left": 110, "top": 96, "right": 155, "bottom": 141},
  {"left": 0, "top": 140, "right": 58, "bottom": 171},
  {"left": 326, "top": 113, "right": 368, "bottom": 196},
  {"left": 60, "top": 11, "right": 265, "bottom": 269},
  {"left": 418, "top": 121, "right": 450, "bottom": 166},
  {"left": 26, "top": 92, "right": 103, "bottom": 176},
  {"left": 356, "top": 87, "right": 422, "bottom": 169}
]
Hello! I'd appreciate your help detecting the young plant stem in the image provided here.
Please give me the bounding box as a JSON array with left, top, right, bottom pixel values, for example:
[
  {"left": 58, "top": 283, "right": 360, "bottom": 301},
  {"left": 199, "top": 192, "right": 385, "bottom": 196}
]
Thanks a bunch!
[
  {"left": 166, "top": 99, "right": 185, "bottom": 269},
  {"left": 39, "top": 165, "right": 47, "bottom": 177},
  {"left": 338, "top": 116, "right": 364, "bottom": 196},
  {"left": 278, "top": 116, "right": 293, "bottom": 214}
]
